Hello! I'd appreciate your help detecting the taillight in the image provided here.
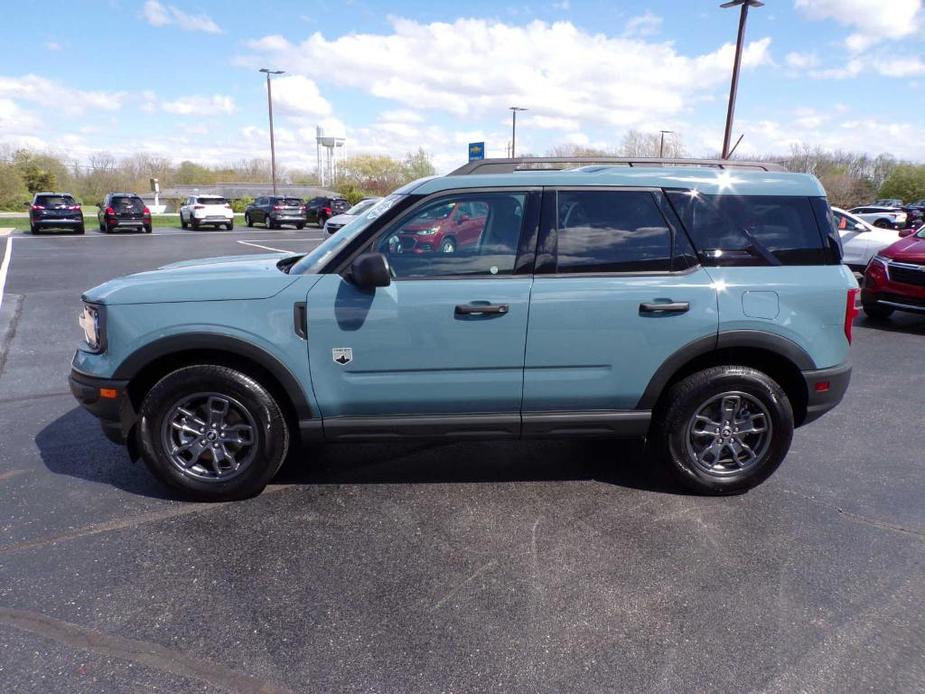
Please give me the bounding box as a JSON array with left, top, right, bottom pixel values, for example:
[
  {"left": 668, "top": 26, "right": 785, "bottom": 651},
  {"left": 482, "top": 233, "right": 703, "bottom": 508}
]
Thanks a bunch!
[
  {"left": 323, "top": 207, "right": 332, "bottom": 216},
  {"left": 298, "top": 206, "right": 306, "bottom": 213},
  {"left": 845, "top": 288, "right": 860, "bottom": 344},
  {"left": 143, "top": 207, "right": 151, "bottom": 216},
  {"left": 31, "top": 204, "right": 44, "bottom": 210},
  {"left": 224, "top": 203, "right": 232, "bottom": 209},
  {"left": 68, "top": 205, "right": 80, "bottom": 210},
  {"left": 273, "top": 205, "right": 283, "bottom": 210},
  {"left": 105, "top": 207, "right": 115, "bottom": 216}
]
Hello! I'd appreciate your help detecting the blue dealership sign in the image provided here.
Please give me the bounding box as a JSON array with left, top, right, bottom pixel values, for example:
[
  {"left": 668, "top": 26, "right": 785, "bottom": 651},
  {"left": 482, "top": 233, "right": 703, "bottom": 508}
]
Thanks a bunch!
[{"left": 468, "top": 142, "right": 485, "bottom": 161}]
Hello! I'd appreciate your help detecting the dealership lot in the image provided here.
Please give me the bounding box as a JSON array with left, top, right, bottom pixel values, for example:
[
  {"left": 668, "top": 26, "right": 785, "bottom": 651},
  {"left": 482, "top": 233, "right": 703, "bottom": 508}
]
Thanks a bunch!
[{"left": 0, "top": 227, "right": 923, "bottom": 692}]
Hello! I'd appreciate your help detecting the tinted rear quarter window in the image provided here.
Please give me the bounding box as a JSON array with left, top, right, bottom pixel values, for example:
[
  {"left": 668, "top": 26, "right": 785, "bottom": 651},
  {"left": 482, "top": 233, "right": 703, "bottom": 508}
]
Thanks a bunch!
[
  {"left": 111, "top": 196, "right": 144, "bottom": 211},
  {"left": 666, "top": 192, "right": 829, "bottom": 266},
  {"left": 35, "top": 195, "right": 76, "bottom": 206},
  {"left": 555, "top": 190, "right": 672, "bottom": 273},
  {"left": 198, "top": 197, "right": 227, "bottom": 205}
]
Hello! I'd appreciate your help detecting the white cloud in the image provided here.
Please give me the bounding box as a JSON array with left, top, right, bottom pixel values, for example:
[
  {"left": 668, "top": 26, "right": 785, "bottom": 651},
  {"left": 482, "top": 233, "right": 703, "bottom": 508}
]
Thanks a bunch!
[
  {"left": 0, "top": 98, "right": 41, "bottom": 131},
  {"left": 241, "top": 18, "right": 771, "bottom": 129},
  {"left": 874, "top": 57, "right": 925, "bottom": 78},
  {"left": 268, "top": 74, "right": 331, "bottom": 117},
  {"left": 161, "top": 94, "right": 236, "bottom": 115},
  {"left": 380, "top": 109, "right": 424, "bottom": 123},
  {"left": 0, "top": 74, "right": 124, "bottom": 115},
  {"left": 794, "top": 0, "right": 921, "bottom": 52},
  {"left": 785, "top": 51, "right": 818, "bottom": 69},
  {"left": 44, "top": 41, "right": 63, "bottom": 52},
  {"left": 624, "top": 11, "right": 662, "bottom": 37},
  {"left": 141, "top": 0, "right": 222, "bottom": 34},
  {"left": 527, "top": 115, "right": 581, "bottom": 130}
]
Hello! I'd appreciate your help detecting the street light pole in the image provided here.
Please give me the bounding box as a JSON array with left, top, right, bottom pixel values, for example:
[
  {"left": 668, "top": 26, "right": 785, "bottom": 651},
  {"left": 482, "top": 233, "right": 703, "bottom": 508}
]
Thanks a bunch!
[
  {"left": 509, "top": 106, "right": 527, "bottom": 158},
  {"left": 259, "top": 68, "right": 285, "bottom": 195},
  {"left": 659, "top": 130, "right": 673, "bottom": 158},
  {"left": 720, "top": 0, "right": 763, "bottom": 159}
]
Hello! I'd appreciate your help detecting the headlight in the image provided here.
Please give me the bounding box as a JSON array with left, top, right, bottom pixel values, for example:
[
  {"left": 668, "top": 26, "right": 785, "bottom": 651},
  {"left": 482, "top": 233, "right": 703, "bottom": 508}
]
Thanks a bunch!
[
  {"left": 416, "top": 227, "right": 440, "bottom": 236},
  {"left": 78, "top": 303, "right": 105, "bottom": 353}
]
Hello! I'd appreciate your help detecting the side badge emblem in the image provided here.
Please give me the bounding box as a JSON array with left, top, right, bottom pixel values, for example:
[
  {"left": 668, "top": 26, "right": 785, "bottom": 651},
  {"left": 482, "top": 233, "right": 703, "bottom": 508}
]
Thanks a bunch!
[{"left": 332, "top": 347, "right": 353, "bottom": 365}]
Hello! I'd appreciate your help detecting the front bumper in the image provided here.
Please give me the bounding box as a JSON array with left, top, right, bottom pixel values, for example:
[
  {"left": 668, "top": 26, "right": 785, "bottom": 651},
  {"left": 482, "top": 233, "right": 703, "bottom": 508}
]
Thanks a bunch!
[
  {"left": 802, "top": 363, "right": 852, "bottom": 425},
  {"left": 68, "top": 368, "right": 134, "bottom": 445}
]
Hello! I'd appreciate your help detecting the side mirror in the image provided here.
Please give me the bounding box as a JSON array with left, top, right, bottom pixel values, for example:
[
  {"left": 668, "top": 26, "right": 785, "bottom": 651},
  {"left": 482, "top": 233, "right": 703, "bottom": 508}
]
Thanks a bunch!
[
  {"left": 854, "top": 223, "right": 868, "bottom": 231},
  {"left": 351, "top": 253, "right": 391, "bottom": 289}
]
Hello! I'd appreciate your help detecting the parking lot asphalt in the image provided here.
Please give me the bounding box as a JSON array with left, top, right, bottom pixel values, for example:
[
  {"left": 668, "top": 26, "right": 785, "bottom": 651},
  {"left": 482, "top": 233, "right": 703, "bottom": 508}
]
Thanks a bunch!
[{"left": 0, "top": 225, "right": 923, "bottom": 693}]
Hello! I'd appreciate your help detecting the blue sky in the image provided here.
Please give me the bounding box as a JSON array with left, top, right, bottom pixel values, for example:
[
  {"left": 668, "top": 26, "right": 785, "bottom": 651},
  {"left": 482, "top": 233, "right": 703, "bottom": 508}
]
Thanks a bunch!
[{"left": 1, "top": 0, "right": 923, "bottom": 173}]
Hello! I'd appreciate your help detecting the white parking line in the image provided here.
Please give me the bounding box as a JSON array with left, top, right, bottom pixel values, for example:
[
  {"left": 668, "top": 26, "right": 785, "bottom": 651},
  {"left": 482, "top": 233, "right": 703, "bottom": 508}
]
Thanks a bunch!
[
  {"left": 237, "top": 240, "right": 301, "bottom": 253},
  {"left": 12, "top": 229, "right": 325, "bottom": 240},
  {"left": 0, "top": 237, "right": 13, "bottom": 314}
]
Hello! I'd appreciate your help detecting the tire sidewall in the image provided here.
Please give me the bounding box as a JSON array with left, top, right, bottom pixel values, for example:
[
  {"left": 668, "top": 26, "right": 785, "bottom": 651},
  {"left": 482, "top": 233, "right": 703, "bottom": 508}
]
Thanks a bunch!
[
  {"left": 138, "top": 366, "right": 289, "bottom": 500},
  {"left": 660, "top": 368, "right": 794, "bottom": 494}
]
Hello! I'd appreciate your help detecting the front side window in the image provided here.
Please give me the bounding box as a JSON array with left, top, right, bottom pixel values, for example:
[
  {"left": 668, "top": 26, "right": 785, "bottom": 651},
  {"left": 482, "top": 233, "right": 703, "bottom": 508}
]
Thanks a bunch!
[
  {"left": 375, "top": 192, "right": 526, "bottom": 279},
  {"left": 554, "top": 190, "right": 672, "bottom": 273}
]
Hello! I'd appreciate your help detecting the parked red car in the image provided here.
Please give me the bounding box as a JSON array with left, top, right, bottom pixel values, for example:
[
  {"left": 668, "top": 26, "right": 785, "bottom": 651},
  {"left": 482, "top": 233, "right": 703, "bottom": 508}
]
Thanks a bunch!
[
  {"left": 393, "top": 201, "right": 488, "bottom": 254},
  {"left": 862, "top": 227, "right": 925, "bottom": 318}
]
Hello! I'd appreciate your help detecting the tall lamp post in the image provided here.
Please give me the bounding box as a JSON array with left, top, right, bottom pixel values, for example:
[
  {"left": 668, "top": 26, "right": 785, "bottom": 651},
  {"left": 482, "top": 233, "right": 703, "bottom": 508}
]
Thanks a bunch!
[
  {"left": 720, "top": 0, "right": 763, "bottom": 159},
  {"left": 659, "top": 130, "right": 674, "bottom": 158},
  {"left": 259, "top": 68, "right": 285, "bottom": 195},
  {"left": 509, "top": 106, "right": 527, "bottom": 158}
]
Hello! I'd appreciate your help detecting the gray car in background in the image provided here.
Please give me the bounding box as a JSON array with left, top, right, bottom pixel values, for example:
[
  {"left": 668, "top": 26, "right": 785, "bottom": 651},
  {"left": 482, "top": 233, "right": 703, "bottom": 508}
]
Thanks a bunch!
[{"left": 323, "top": 197, "right": 383, "bottom": 234}]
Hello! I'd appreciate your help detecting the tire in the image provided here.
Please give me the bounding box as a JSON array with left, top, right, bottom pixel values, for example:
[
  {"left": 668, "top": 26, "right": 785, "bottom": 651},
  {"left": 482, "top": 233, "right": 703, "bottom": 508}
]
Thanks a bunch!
[
  {"left": 268, "top": 219, "right": 277, "bottom": 230},
  {"left": 190, "top": 218, "right": 199, "bottom": 230},
  {"left": 245, "top": 214, "right": 253, "bottom": 227},
  {"left": 30, "top": 223, "right": 39, "bottom": 234},
  {"left": 76, "top": 225, "right": 85, "bottom": 235},
  {"left": 651, "top": 366, "right": 794, "bottom": 495},
  {"left": 98, "top": 220, "right": 104, "bottom": 232},
  {"left": 440, "top": 237, "right": 457, "bottom": 254},
  {"left": 863, "top": 302, "right": 894, "bottom": 319},
  {"left": 296, "top": 223, "right": 305, "bottom": 230},
  {"left": 873, "top": 219, "right": 892, "bottom": 229},
  {"left": 226, "top": 222, "right": 234, "bottom": 231},
  {"left": 143, "top": 224, "right": 152, "bottom": 234},
  {"left": 104, "top": 222, "right": 113, "bottom": 234},
  {"left": 181, "top": 214, "right": 188, "bottom": 229},
  {"left": 137, "top": 365, "right": 290, "bottom": 501}
]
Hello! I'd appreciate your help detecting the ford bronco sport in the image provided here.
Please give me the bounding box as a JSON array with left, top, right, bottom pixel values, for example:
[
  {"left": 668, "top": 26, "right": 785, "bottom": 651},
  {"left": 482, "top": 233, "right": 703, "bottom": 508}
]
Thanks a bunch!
[{"left": 70, "top": 158, "right": 857, "bottom": 501}]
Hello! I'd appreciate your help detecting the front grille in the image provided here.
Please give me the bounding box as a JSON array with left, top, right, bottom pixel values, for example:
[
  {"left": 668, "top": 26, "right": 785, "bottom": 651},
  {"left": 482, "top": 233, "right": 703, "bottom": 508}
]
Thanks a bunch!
[
  {"left": 400, "top": 237, "right": 416, "bottom": 250},
  {"left": 889, "top": 263, "right": 925, "bottom": 287}
]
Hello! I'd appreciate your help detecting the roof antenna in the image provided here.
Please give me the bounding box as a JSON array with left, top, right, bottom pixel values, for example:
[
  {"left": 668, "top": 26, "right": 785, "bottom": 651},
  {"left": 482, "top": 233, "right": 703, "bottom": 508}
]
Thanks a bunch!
[{"left": 727, "top": 133, "right": 745, "bottom": 158}]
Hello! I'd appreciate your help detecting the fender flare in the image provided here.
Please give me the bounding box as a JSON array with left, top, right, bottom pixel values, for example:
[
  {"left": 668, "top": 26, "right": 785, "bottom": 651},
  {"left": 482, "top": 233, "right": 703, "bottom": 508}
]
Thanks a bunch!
[
  {"left": 636, "top": 330, "right": 816, "bottom": 410},
  {"left": 112, "top": 333, "right": 313, "bottom": 420}
]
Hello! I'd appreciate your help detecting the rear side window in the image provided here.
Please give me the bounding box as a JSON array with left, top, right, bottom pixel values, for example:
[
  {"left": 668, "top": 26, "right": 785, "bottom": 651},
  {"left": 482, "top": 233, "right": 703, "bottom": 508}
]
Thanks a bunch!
[
  {"left": 197, "top": 197, "right": 227, "bottom": 205},
  {"left": 666, "top": 192, "right": 828, "bottom": 266},
  {"left": 35, "top": 195, "right": 76, "bottom": 207},
  {"left": 111, "top": 196, "right": 144, "bottom": 211},
  {"left": 555, "top": 190, "right": 672, "bottom": 273},
  {"left": 282, "top": 198, "right": 303, "bottom": 206}
]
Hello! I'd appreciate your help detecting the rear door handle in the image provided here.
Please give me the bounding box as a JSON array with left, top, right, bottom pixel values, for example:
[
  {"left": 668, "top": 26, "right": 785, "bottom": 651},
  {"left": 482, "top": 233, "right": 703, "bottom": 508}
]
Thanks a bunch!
[
  {"left": 639, "top": 302, "right": 690, "bottom": 315},
  {"left": 455, "top": 303, "right": 509, "bottom": 316}
]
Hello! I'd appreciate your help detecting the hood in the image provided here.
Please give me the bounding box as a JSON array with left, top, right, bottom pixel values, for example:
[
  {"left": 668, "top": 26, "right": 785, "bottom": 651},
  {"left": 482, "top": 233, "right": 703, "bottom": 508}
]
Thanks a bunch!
[
  {"left": 325, "top": 213, "right": 356, "bottom": 226},
  {"left": 882, "top": 235, "right": 925, "bottom": 263},
  {"left": 83, "top": 253, "right": 302, "bottom": 305}
]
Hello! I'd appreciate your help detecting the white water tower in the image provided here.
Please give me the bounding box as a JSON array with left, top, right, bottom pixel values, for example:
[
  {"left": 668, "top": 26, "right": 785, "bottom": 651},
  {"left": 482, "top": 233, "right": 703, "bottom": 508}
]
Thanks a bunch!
[{"left": 316, "top": 126, "right": 346, "bottom": 187}]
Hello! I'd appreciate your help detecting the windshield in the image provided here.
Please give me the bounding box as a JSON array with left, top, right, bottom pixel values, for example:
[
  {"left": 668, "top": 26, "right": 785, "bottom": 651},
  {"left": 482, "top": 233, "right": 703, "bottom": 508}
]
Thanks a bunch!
[
  {"left": 345, "top": 198, "right": 379, "bottom": 216},
  {"left": 291, "top": 194, "right": 405, "bottom": 275},
  {"left": 916, "top": 225, "right": 925, "bottom": 239}
]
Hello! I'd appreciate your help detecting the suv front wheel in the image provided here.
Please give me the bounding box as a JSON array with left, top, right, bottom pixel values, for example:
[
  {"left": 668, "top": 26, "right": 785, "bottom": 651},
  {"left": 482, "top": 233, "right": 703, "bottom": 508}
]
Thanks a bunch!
[
  {"left": 652, "top": 366, "right": 794, "bottom": 495},
  {"left": 137, "top": 365, "right": 290, "bottom": 501}
]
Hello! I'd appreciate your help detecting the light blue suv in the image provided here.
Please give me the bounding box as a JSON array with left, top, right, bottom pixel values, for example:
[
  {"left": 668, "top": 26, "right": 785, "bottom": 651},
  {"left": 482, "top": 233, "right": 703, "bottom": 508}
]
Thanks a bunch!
[{"left": 70, "top": 158, "right": 858, "bottom": 500}]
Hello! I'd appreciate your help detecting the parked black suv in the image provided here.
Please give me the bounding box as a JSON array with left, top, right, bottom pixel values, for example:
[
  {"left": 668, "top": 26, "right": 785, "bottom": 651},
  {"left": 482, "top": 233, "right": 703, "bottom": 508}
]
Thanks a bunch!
[
  {"left": 306, "top": 196, "right": 349, "bottom": 226},
  {"left": 244, "top": 196, "right": 307, "bottom": 229},
  {"left": 28, "top": 192, "right": 84, "bottom": 234},
  {"left": 98, "top": 193, "right": 151, "bottom": 233}
]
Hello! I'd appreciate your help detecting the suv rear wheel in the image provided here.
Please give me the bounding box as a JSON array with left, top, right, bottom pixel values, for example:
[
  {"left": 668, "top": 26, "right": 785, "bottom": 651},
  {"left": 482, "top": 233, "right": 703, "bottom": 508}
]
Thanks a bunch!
[
  {"left": 862, "top": 302, "right": 893, "bottom": 320},
  {"left": 137, "top": 365, "right": 290, "bottom": 501},
  {"left": 652, "top": 366, "right": 794, "bottom": 495}
]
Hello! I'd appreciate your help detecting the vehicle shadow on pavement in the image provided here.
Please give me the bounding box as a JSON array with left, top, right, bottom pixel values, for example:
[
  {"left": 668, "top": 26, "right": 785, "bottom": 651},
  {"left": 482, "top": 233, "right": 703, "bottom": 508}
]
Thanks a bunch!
[
  {"left": 276, "top": 438, "right": 690, "bottom": 495},
  {"left": 37, "top": 408, "right": 688, "bottom": 498},
  {"left": 856, "top": 314, "right": 925, "bottom": 335},
  {"left": 35, "top": 407, "right": 174, "bottom": 500}
]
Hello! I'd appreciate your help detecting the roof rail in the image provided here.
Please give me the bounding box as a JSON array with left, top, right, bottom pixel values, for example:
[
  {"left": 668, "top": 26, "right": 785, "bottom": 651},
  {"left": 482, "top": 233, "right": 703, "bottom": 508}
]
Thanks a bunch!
[{"left": 448, "top": 157, "right": 788, "bottom": 176}]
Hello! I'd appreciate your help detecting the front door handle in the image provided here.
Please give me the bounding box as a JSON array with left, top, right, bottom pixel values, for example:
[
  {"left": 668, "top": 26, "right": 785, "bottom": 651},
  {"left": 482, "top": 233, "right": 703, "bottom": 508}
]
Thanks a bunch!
[
  {"left": 455, "top": 303, "right": 509, "bottom": 316},
  {"left": 639, "top": 302, "right": 690, "bottom": 315}
]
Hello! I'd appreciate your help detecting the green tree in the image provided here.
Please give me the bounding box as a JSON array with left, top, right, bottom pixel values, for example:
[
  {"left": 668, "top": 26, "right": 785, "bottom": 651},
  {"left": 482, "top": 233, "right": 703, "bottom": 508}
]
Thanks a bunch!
[
  {"left": 402, "top": 147, "right": 436, "bottom": 180},
  {"left": 20, "top": 163, "right": 56, "bottom": 194},
  {"left": 879, "top": 165, "right": 925, "bottom": 204}
]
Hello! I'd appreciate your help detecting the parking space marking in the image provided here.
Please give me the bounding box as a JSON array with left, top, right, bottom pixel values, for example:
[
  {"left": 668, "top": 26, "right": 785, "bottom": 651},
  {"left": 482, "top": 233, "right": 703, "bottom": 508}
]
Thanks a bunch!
[
  {"left": 0, "top": 237, "right": 13, "bottom": 313},
  {"left": 237, "top": 239, "right": 303, "bottom": 253}
]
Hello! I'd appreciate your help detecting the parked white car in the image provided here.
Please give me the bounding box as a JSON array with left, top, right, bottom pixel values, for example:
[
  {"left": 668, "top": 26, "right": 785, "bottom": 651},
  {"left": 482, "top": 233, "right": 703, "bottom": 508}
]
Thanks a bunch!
[
  {"left": 179, "top": 195, "right": 235, "bottom": 230},
  {"left": 834, "top": 207, "right": 903, "bottom": 269},
  {"left": 847, "top": 205, "right": 907, "bottom": 230},
  {"left": 323, "top": 197, "right": 383, "bottom": 234}
]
